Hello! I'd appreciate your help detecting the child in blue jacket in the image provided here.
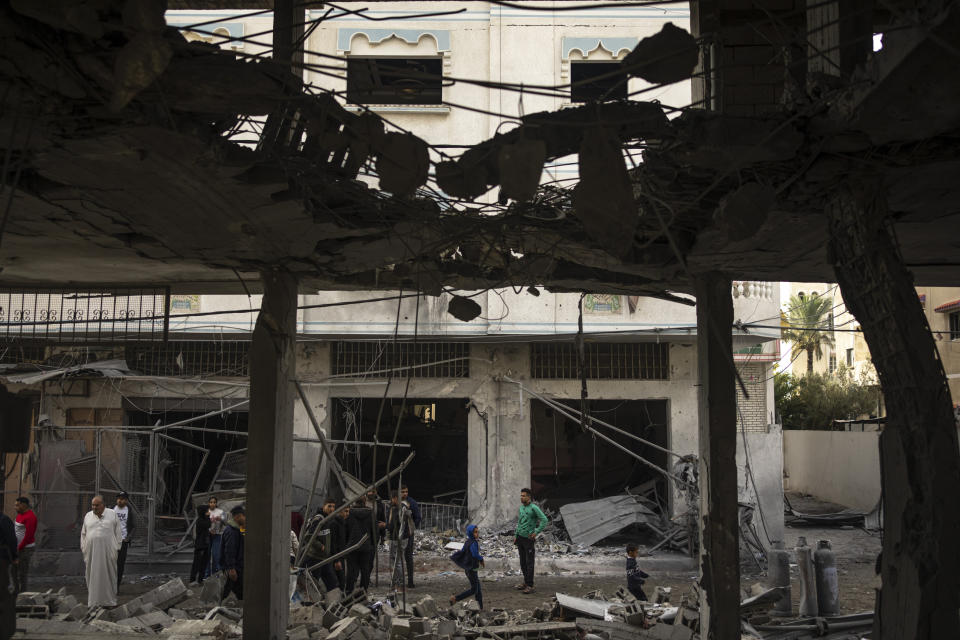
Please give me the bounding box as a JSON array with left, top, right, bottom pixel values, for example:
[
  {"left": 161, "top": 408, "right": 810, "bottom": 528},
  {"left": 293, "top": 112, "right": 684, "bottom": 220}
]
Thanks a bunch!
[{"left": 449, "top": 524, "right": 484, "bottom": 610}]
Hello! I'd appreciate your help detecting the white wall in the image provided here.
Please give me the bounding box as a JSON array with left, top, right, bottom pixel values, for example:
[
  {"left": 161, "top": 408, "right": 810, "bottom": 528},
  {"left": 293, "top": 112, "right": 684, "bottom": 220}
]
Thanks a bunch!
[
  {"left": 782, "top": 430, "right": 881, "bottom": 511},
  {"left": 737, "top": 424, "right": 784, "bottom": 547}
]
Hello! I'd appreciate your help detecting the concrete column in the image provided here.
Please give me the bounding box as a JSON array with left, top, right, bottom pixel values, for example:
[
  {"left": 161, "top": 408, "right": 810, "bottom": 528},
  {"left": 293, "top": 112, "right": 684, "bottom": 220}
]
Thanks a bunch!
[
  {"left": 695, "top": 273, "right": 740, "bottom": 639},
  {"left": 244, "top": 269, "right": 297, "bottom": 639}
]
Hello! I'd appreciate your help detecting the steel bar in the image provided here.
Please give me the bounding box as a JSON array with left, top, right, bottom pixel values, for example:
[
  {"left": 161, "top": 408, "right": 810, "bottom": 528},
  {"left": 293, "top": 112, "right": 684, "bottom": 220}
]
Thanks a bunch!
[
  {"left": 151, "top": 401, "right": 250, "bottom": 432},
  {"left": 304, "top": 533, "right": 369, "bottom": 572}
]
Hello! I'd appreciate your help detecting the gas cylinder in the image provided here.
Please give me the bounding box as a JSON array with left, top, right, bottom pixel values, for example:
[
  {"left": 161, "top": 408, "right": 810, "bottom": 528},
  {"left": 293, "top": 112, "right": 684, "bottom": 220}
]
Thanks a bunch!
[
  {"left": 767, "top": 540, "right": 792, "bottom": 616},
  {"left": 795, "top": 536, "right": 818, "bottom": 617},
  {"left": 814, "top": 539, "right": 839, "bottom": 615}
]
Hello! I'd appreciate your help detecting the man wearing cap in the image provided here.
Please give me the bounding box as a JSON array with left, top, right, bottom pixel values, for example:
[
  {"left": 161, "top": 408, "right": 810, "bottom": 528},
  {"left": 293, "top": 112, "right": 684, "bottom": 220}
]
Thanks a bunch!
[
  {"left": 114, "top": 492, "right": 135, "bottom": 588},
  {"left": 221, "top": 505, "right": 245, "bottom": 602}
]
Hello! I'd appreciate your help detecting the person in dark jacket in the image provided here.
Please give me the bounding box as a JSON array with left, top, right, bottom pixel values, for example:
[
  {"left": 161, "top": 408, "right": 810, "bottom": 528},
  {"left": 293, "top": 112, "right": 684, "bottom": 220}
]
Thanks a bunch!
[
  {"left": 189, "top": 505, "right": 211, "bottom": 585},
  {"left": 0, "top": 512, "right": 18, "bottom": 640},
  {"left": 220, "top": 505, "right": 245, "bottom": 602},
  {"left": 449, "top": 524, "right": 484, "bottom": 609},
  {"left": 345, "top": 498, "right": 374, "bottom": 592},
  {"left": 302, "top": 498, "right": 340, "bottom": 590},
  {"left": 386, "top": 491, "right": 416, "bottom": 588},
  {"left": 625, "top": 543, "right": 649, "bottom": 601}
]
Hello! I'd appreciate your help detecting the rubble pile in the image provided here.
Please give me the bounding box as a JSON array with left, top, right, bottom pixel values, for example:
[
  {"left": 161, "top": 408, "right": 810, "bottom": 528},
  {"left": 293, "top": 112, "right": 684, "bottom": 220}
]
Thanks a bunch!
[{"left": 561, "top": 585, "right": 701, "bottom": 640}]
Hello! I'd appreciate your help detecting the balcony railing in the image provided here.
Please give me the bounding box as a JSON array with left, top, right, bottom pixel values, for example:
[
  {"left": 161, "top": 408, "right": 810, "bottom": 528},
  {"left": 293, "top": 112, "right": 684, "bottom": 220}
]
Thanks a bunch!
[{"left": 732, "top": 281, "right": 775, "bottom": 300}]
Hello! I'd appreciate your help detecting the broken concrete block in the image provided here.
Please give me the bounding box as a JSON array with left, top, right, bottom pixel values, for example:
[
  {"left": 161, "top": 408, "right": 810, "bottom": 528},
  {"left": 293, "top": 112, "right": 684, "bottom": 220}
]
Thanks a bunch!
[
  {"left": 622, "top": 602, "right": 645, "bottom": 627},
  {"left": 116, "top": 616, "right": 157, "bottom": 633},
  {"left": 51, "top": 594, "right": 78, "bottom": 613},
  {"left": 412, "top": 596, "right": 438, "bottom": 618},
  {"left": 436, "top": 619, "right": 456, "bottom": 638},
  {"left": 167, "top": 608, "right": 189, "bottom": 620},
  {"left": 644, "top": 623, "right": 674, "bottom": 640},
  {"left": 64, "top": 603, "right": 88, "bottom": 621},
  {"left": 311, "top": 629, "right": 331, "bottom": 640},
  {"left": 463, "top": 600, "right": 480, "bottom": 613},
  {"left": 655, "top": 587, "right": 672, "bottom": 604},
  {"left": 138, "top": 609, "right": 174, "bottom": 631},
  {"left": 200, "top": 575, "right": 225, "bottom": 603},
  {"left": 349, "top": 602, "right": 373, "bottom": 620},
  {"left": 408, "top": 618, "right": 429, "bottom": 635},
  {"left": 289, "top": 624, "right": 312, "bottom": 640},
  {"left": 324, "top": 588, "right": 343, "bottom": 606},
  {"left": 327, "top": 616, "right": 360, "bottom": 640},
  {"left": 390, "top": 616, "right": 411, "bottom": 640},
  {"left": 165, "top": 619, "right": 232, "bottom": 636}
]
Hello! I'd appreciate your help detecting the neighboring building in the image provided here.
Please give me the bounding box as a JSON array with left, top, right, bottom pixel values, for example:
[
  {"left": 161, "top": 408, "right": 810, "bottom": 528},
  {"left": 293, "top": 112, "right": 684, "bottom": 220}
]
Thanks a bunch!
[
  {"left": 1, "top": 3, "right": 785, "bottom": 550},
  {"left": 782, "top": 282, "right": 960, "bottom": 411}
]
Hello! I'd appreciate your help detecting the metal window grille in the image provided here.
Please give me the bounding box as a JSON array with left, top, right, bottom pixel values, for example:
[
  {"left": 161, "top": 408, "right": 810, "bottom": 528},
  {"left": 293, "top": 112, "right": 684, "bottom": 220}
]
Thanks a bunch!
[
  {"left": 530, "top": 342, "right": 669, "bottom": 380},
  {"left": 332, "top": 342, "right": 470, "bottom": 378},
  {"left": 126, "top": 340, "right": 249, "bottom": 377},
  {"left": 418, "top": 502, "right": 467, "bottom": 532},
  {"left": 0, "top": 287, "right": 169, "bottom": 342}
]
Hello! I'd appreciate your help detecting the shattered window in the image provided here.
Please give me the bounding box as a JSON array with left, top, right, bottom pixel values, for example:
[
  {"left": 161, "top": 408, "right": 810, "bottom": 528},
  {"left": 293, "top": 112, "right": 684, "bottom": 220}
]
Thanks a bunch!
[
  {"left": 570, "top": 62, "right": 627, "bottom": 102},
  {"left": 346, "top": 57, "right": 443, "bottom": 105}
]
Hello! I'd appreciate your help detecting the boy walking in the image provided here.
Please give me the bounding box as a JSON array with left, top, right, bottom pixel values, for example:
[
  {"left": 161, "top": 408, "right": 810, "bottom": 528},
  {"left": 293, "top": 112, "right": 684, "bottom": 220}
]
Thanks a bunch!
[
  {"left": 625, "top": 543, "right": 649, "bottom": 601},
  {"left": 449, "top": 524, "right": 484, "bottom": 609},
  {"left": 514, "top": 488, "right": 547, "bottom": 594}
]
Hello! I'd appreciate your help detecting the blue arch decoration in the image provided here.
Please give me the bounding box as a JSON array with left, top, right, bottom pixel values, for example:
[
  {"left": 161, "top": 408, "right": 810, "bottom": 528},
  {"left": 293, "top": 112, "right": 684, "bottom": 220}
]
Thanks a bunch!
[{"left": 338, "top": 28, "right": 451, "bottom": 52}]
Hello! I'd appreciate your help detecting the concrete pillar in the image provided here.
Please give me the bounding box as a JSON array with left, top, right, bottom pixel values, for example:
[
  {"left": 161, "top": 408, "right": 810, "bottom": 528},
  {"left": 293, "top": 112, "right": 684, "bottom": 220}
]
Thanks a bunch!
[
  {"left": 827, "top": 182, "right": 960, "bottom": 639},
  {"left": 244, "top": 269, "right": 297, "bottom": 639},
  {"left": 695, "top": 273, "right": 740, "bottom": 639}
]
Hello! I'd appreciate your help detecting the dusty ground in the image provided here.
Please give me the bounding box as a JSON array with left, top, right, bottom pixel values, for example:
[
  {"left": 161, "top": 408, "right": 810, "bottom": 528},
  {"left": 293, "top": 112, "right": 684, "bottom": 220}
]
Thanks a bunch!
[
  {"left": 31, "top": 526, "right": 879, "bottom": 617},
  {"left": 25, "top": 492, "right": 880, "bottom": 617}
]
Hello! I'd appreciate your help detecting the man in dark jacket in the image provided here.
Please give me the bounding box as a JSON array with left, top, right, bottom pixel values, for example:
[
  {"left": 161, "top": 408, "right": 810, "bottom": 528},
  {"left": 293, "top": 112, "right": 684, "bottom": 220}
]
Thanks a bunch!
[
  {"left": 0, "top": 513, "right": 17, "bottom": 640},
  {"left": 302, "top": 498, "right": 339, "bottom": 591},
  {"left": 387, "top": 491, "right": 416, "bottom": 588},
  {"left": 220, "top": 505, "right": 245, "bottom": 602},
  {"left": 345, "top": 498, "right": 374, "bottom": 592}
]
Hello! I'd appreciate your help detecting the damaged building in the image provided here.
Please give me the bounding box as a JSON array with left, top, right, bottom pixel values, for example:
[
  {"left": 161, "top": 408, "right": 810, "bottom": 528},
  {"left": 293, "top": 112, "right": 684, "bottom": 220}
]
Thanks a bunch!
[{"left": 0, "top": 0, "right": 959, "bottom": 638}]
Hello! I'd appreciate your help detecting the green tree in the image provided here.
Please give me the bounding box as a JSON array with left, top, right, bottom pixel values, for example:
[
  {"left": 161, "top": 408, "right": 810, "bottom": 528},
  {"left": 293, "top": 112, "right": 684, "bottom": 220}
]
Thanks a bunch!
[
  {"left": 775, "top": 366, "right": 879, "bottom": 429},
  {"left": 782, "top": 293, "right": 835, "bottom": 374}
]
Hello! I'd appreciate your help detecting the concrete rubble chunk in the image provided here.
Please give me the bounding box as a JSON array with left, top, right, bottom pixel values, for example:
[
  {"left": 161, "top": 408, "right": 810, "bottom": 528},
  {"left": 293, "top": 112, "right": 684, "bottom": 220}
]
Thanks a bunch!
[
  {"left": 324, "top": 588, "right": 343, "bottom": 606},
  {"left": 390, "top": 616, "right": 411, "bottom": 640},
  {"left": 164, "top": 618, "right": 235, "bottom": 637},
  {"left": 137, "top": 609, "right": 175, "bottom": 631},
  {"left": 327, "top": 615, "right": 361, "bottom": 640},
  {"left": 51, "top": 593, "right": 78, "bottom": 613},
  {"left": 290, "top": 604, "right": 327, "bottom": 626},
  {"left": 65, "top": 603, "right": 89, "bottom": 621},
  {"left": 349, "top": 602, "right": 373, "bottom": 620},
  {"left": 408, "top": 618, "right": 430, "bottom": 635},
  {"left": 289, "top": 625, "right": 312, "bottom": 640},
  {"left": 199, "top": 574, "right": 226, "bottom": 603},
  {"left": 117, "top": 616, "right": 158, "bottom": 634},
  {"left": 436, "top": 619, "right": 456, "bottom": 638},
  {"left": 412, "top": 596, "right": 438, "bottom": 618}
]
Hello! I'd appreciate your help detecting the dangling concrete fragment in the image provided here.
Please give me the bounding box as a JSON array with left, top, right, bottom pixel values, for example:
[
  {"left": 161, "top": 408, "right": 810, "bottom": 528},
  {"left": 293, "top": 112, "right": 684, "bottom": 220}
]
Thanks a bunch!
[
  {"left": 498, "top": 137, "right": 547, "bottom": 202},
  {"left": 376, "top": 132, "right": 429, "bottom": 197},
  {"left": 447, "top": 295, "right": 481, "bottom": 322},
  {"left": 573, "top": 127, "right": 637, "bottom": 258},
  {"left": 620, "top": 23, "right": 698, "bottom": 85}
]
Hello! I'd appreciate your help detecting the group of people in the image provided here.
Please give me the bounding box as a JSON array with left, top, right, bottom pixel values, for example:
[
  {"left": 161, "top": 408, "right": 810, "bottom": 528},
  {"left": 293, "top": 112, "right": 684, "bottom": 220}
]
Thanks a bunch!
[
  {"left": 187, "top": 496, "right": 244, "bottom": 602},
  {"left": 1, "top": 485, "right": 650, "bottom": 616},
  {"left": 299, "top": 485, "right": 422, "bottom": 595}
]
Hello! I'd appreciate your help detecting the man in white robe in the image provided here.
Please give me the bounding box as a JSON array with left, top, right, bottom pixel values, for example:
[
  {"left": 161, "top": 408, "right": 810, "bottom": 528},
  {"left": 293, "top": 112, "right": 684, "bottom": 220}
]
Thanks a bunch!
[{"left": 80, "top": 495, "right": 122, "bottom": 607}]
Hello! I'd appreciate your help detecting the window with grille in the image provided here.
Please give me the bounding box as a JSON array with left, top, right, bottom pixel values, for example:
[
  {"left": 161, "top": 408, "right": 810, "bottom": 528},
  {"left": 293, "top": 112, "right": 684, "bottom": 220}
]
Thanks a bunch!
[
  {"left": 951, "top": 312, "right": 960, "bottom": 341},
  {"left": 0, "top": 342, "right": 46, "bottom": 364},
  {"left": 828, "top": 353, "right": 837, "bottom": 373},
  {"left": 332, "top": 342, "right": 469, "bottom": 378},
  {"left": 347, "top": 57, "right": 443, "bottom": 105},
  {"left": 530, "top": 342, "right": 669, "bottom": 380},
  {"left": 126, "top": 341, "right": 249, "bottom": 377}
]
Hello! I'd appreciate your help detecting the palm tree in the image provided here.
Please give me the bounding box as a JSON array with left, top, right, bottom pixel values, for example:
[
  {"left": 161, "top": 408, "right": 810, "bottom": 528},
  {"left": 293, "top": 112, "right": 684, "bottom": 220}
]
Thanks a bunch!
[{"left": 782, "top": 293, "right": 835, "bottom": 374}]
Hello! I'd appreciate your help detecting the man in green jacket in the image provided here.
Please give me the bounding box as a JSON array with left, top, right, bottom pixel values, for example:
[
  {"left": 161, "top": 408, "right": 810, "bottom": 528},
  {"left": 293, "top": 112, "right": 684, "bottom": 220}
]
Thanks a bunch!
[{"left": 514, "top": 488, "right": 548, "bottom": 594}]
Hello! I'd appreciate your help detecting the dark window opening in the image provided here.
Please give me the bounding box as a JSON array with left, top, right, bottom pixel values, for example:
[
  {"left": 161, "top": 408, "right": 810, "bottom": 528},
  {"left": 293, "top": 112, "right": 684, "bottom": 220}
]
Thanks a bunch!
[
  {"left": 347, "top": 57, "right": 443, "bottom": 105},
  {"left": 531, "top": 342, "right": 668, "bottom": 380},
  {"left": 126, "top": 340, "right": 249, "bottom": 377},
  {"left": 951, "top": 312, "right": 960, "bottom": 340},
  {"left": 332, "top": 397, "right": 467, "bottom": 506},
  {"left": 846, "top": 348, "right": 854, "bottom": 366},
  {"left": 570, "top": 62, "right": 627, "bottom": 102},
  {"left": 530, "top": 398, "right": 669, "bottom": 512},
  {"left": 125, "top": 408, "right": 248, "bottom": 536}
]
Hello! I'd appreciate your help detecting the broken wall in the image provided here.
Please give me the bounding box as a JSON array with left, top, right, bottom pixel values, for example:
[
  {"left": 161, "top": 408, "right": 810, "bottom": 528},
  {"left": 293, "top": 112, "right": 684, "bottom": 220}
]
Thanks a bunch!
[{"left": 782, "top": 430, "right": 881, "bottom": 511}]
